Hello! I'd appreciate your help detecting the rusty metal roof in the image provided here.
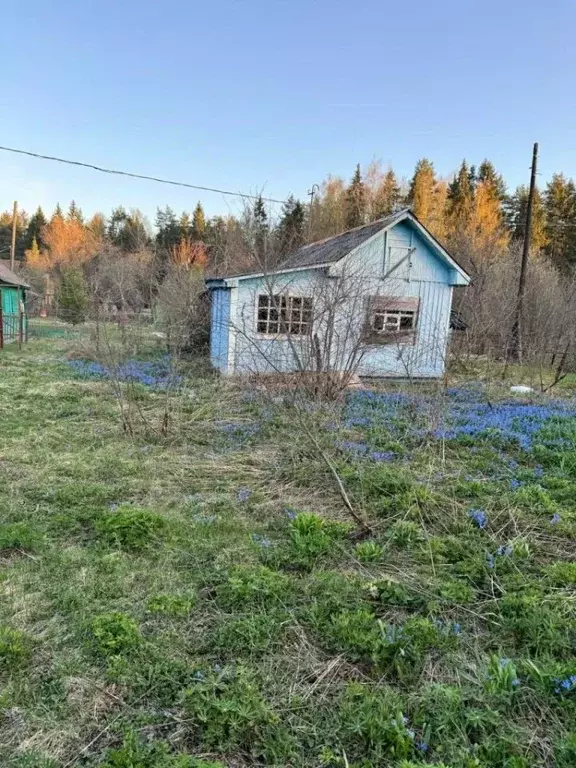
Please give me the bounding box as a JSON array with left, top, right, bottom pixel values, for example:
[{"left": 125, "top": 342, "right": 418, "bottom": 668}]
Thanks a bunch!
[{"left": 0, "top": 261, "right": 30, "bottom": 288}]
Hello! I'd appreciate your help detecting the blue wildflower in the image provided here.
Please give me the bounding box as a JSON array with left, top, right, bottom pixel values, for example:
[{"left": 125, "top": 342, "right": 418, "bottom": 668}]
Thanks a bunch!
[
  {"left": 486, "top": 553, "right": 495, "bottom": 569},
  {"left": 534, "top": 465, "right": 544, "bottom": 478},
  {"left": 553, "top": 675, "right": 576, "bottom": 695},
  {"left": 416, "top": 741, "right": 429, "bottom": 752},
  {"left": 510, "top": 478, "right": 522, "bottom": 490},
  {"left": 550, "top": 513, "right": 561, "bottom": 525},
  {"left": 283, "top": 507, "right": 297, "bottom": 520},
  {"left": 511, "top": 678, "right": 521, "bottom": 687},
  {"left": 337, "top": 440, "right": 369, "bottom": 455},
  {"left": 369, "top": 450, "right": 396, "bottom": 462},
  {"left": 251, "top": 533, "right": 272, "bottom": 548},
  {"left": 192, "top": 513, "right": 216, "bottom": 524},
  {"left": 496, "top": 545, "right": 513, "bottom": 557},
  {"left": 468, "top": 508, "right": 488, "bottom": 529},
  {"left": 237, "top": 488, "right": 251, "bottom": 502},
  {"left": 452, "top": 622, "right": 462, "bottom": 635}
]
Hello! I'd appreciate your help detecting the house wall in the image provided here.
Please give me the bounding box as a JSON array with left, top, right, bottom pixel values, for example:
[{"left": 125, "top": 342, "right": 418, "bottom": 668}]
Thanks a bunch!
[
  {"left": 215, "top": 220, "right": 456, "bottom": 378},
  {"left": 209, "top": 287, "right": 231, "bottom": 373}
]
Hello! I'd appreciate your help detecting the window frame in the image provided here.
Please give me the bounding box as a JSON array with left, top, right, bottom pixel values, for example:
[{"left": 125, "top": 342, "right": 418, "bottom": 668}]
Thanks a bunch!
[
  {"left": 364, "top": 296, "right": 420, "bottom": 345},
  {"left": 255, "top": 292, "right": 313, "bottom": 338}
]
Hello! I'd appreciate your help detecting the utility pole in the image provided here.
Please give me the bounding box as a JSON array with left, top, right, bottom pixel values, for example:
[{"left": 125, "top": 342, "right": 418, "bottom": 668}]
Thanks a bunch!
[
  {"left": 10, "top": 201, "right": 18, "bottom": 271},
  {"left": 511, "top": 143, "right": 538, "bottom": 362},
  {"left": 307, "top": 183, "right": 319, "bottom": 240}
]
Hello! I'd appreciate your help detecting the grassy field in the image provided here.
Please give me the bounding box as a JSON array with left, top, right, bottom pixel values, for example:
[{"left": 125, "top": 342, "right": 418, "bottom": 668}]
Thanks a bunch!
[{"left": 0, "top": 338, "right": 575, "bottom": 767}]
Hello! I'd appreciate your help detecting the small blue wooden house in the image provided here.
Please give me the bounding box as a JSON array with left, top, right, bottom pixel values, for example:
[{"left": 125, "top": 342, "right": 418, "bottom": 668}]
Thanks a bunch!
[
  {"left": 0, "top": 262, "right": 29, "bottom": 347},
  {"left": 206, "top": 209, "right": 470, "bottom": 379}
]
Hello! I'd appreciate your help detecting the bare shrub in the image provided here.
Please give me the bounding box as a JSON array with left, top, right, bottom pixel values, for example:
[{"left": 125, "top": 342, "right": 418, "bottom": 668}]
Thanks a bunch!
[
  {"left": 156, "top": 264, "right": 209, "bottom": 354},
  {"left": 452, "top": 242, "right": 576, "bottom": 389}
]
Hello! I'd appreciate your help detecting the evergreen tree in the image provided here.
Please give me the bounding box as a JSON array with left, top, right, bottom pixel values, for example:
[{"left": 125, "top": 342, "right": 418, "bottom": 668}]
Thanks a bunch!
[
  {"left": 505, "top": 185, "right": 547, "bottom": 250},
  {"left": 345, "top": 164, "right": 366, "bottom": 228},
  {"left": 466, "top": 159, "right": 508, "bottom": 250},
  {"left": 179, "top": 212, "right": 192, "bottom": 240},
  {"left": 109, "top": 207, "right": 149, "bottom": 251},
  {"left": 192, "top": 202, "right": 206, "bottom": 240},
  {"left": 407, "top": 158, "right": 436, "bottom": 223},
  {"left": 56, "top": 267, "right": 89, "bottom": 324},
  {"left": 0, "top": 208, "right": 29, "bottom": 262},
  {"left": 447, "top": 160, "right": 475, "bottom": 232},
  {"left": 155, "top": 206, "right": 180, "bottom": 251},
  {"left": 24, "top": 206, "right": 47, "bottom": 251},
  {"left": 253, "top": 195, "right": 268, "bottom": 261},
  {"left": 372, "top": 169, "right": 401, "bottom": 219},
  {"left": 67, "top": 200, "right": 84, "bottom": 223},
  {"left": 25, "top": 237, "right": 42, "bottom": 266},
  {"left": 276, "top": 195, "right": 305, "bottom": 255},
  {"left": 88, "top": 213, "right": 107, "bottom": 241},
  {"left": 544, "top": 173, "right": 576, "bottom": 269},
  {"left": 478, "top": 160, "right": 507, "bottom": 200},
  {"left": 52, "top": 204, "right": 64, "bottom": 222}
]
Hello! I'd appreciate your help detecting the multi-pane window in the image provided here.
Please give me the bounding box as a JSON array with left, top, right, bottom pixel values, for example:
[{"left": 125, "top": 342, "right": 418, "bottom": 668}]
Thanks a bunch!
[
  {"left": 365, "top": 296, "right": 419, "bottom": 344},
  {"left": 256, "top": 294, "right": 313, "bottom": 336},
  {"left": 372, "top": 309, "right": 416, "bottom": 333}
]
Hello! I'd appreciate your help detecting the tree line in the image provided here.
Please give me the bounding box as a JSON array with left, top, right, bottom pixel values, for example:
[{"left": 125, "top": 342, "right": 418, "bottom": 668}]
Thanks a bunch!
[{"left": 1, "top": 155, "right": 576, "bottom": 281}]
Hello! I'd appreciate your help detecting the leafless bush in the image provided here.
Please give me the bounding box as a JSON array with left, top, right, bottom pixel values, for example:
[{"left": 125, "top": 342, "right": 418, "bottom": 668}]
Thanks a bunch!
[
  {"left": 451, "top": 242, "right": 576, "bottom": 389},
  {"left": 156, "top": 264, "right": 209, "bottom": 354}
]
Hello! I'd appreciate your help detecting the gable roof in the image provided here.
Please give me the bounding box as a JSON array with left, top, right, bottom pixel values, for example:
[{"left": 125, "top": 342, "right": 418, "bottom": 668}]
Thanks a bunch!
[
  {"left": 207, "top": 208, "right": 470, "bottom": 286},
  {"left": 0, "top": 261, "right": 30, "bottom": 288},
  {"left": 281, "top": 210, "right": 406, "bottom": 270}
]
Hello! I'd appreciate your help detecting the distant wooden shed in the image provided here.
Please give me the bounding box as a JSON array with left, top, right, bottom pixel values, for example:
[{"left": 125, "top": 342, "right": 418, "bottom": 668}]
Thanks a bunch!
[{"left": 0, "top": 262, "right": 29, "bottom": 347}]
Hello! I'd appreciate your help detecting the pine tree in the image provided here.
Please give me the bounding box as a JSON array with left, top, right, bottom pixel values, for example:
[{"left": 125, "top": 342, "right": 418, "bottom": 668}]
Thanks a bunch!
[
  {"left": 56, "top": 267, "right": 89, "bottom": 324},
  {"left": 372, "top": 169, "right": 401, "bottom": 219},
  {"left": 155, "top": 207, "right": 180, "bottom": 251},
  {"left": 345, "top": 164, "right": 366, "bottom": 228},
  {"left": 478, "top": 160, "right": 507, "bottom": 200},
  {"left": 544, "top": 173, "right": 576, "bottom": 269},
  {"left": 24, "top": 206, "right": 47, "bottom": 251},
  {"left": 447, "top": 160, "right": 475, "bottom": 233},
  {"left": 110, "top": 207, "right": 149, "bottom": 251},
  {"left": 67, "top": 200, "right": 84, "bottom": 223},
  {"left": 466, "top": 160, "right": 508, "bottom": 250},
  {"left": 88, "top": 213, "right": 107, "bottom": 242},
  {"left": 276, "top": 195, "right": 305, "bottom": 255},
  {"left": 407, "top": 158, "right": 436, "bottom": 223},
  {"left": 52, "top": 203, "right": 64, "bottom": 222},
  {"left": 179, "top": 212, "right": 192, "bottom": 240},
  {"left": 192, "top": 202, "right": 206, "bottom": 240},
  {"left": 506, "top": 185, "right": 547, "bottom": 250},
  {"left": 24, "top": 237, "right": 42, "bottom": 266},
  {"left": 253, "top": 195, "right": 268, "bottom": 261}
]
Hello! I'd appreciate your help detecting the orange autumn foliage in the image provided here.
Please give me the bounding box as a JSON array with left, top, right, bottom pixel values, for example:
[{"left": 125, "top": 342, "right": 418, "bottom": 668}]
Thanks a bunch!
[
  {"left": 27, "top": 217, "right": 100, "bottom": 269},
  {"left": 170, "top": 238, "right": 208, "bottom": 267}
]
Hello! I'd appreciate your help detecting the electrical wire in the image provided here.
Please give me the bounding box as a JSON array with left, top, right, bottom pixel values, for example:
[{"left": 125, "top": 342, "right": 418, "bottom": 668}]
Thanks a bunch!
[{"left": 0, "top": 144, "right": 287, "bottom": 204}]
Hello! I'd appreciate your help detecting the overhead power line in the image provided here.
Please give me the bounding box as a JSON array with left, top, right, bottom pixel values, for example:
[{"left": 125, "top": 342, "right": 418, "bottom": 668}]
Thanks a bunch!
[{"left": 0, "top": 144, "right": 287, "bottom": 204}]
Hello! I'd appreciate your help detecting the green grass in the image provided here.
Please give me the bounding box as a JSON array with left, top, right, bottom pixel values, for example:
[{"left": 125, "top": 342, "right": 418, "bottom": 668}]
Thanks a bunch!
[{"left": 0, "top": 339, "right": 575, "bottom": 767}]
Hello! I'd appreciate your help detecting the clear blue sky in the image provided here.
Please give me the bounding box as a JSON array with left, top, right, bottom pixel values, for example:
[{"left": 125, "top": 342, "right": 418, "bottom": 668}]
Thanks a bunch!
[{"left": 1, "top": 0, "right": 575, "bottom": 224}]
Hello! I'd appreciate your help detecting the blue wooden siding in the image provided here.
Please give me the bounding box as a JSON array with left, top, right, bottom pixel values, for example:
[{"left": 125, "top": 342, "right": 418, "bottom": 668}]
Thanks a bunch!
[
  {"left": 233, "top": 269, "right": 322, "bottom": 375},
  {"left": 211, "top": 218, "right": 462, "bottom": 378},
  {"left": 209, "top": 287, "right": 231, "bottom": 373}
]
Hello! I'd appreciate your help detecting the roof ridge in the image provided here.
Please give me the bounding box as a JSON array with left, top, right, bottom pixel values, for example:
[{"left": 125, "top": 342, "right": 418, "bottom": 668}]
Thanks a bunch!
[{"left": 300, "top": 207, "right": 410, "bottom": 251}]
